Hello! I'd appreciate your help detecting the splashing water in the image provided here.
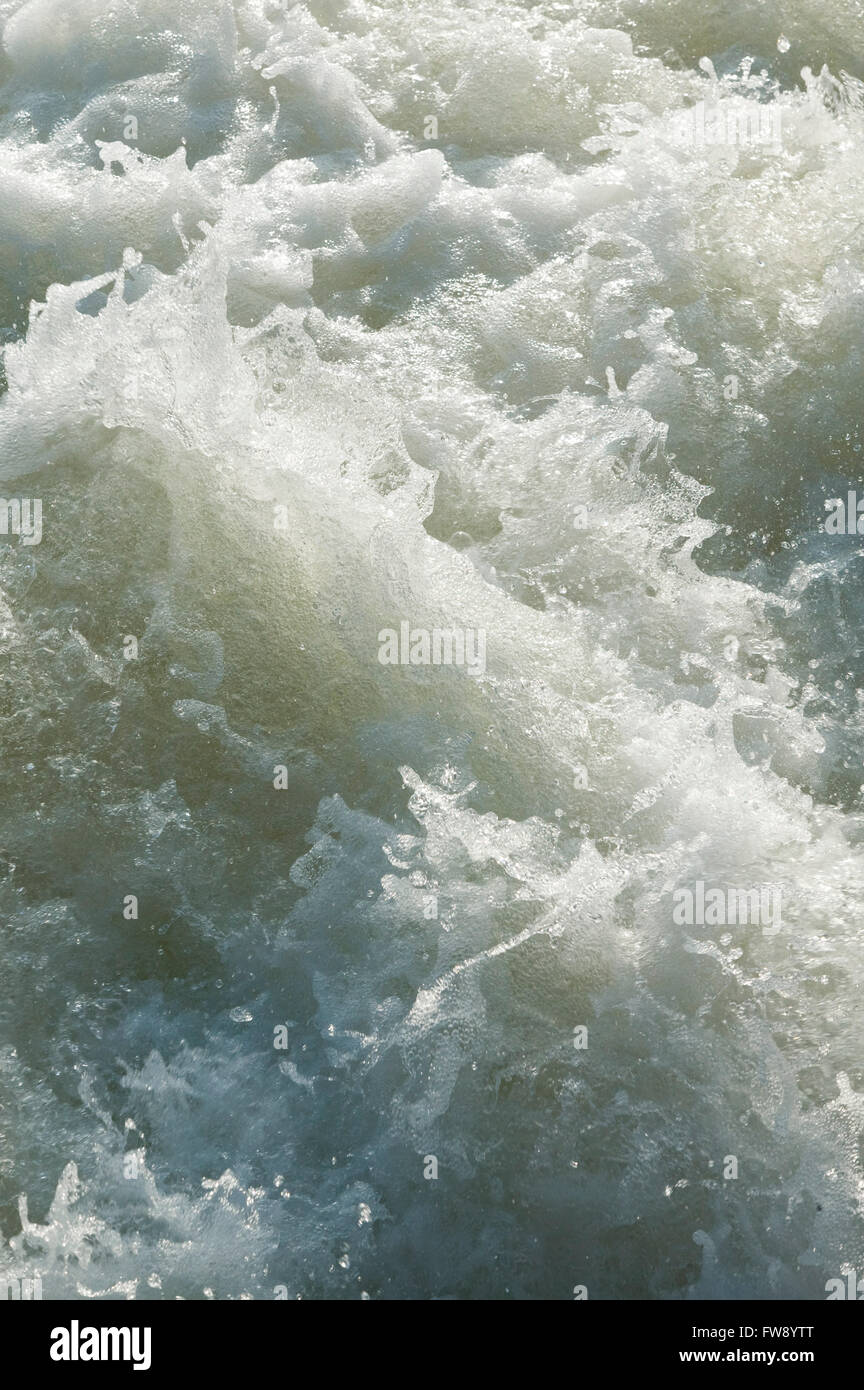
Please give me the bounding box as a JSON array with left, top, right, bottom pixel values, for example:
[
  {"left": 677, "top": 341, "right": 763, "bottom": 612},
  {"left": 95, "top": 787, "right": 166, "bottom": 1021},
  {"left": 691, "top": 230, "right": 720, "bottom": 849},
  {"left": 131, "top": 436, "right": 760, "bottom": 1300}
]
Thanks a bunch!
[{"left": 1, "top": 0, "right": 864, "bottom": 1301}]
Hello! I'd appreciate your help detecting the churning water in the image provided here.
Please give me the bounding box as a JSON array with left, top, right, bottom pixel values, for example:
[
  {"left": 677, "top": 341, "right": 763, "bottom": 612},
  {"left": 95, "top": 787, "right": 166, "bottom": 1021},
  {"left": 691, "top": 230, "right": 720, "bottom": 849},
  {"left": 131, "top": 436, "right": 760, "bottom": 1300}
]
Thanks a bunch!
[{"left": 1, "top": 0, "right": 864, "bottom": 1301}]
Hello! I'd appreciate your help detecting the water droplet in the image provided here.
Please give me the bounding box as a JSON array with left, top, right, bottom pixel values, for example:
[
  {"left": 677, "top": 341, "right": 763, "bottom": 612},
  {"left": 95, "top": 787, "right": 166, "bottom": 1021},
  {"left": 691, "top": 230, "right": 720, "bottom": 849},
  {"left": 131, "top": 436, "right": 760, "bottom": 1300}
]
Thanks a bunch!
[{"left": 449, "top": 530, "right": 473, "bottom": 551}]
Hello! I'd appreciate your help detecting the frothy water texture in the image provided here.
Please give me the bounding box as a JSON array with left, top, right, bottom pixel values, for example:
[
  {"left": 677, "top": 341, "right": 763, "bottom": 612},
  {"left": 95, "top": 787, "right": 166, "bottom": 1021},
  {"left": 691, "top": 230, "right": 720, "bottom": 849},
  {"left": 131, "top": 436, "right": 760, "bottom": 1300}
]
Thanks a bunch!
[{"left": 1, "top": 0, "right": 864, "bottom": 1301}]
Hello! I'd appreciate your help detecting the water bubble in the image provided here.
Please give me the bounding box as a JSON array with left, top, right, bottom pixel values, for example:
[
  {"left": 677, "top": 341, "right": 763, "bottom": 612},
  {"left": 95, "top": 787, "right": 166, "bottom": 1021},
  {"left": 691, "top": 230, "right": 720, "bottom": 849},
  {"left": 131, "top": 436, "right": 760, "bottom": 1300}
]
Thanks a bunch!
[
  {"left": 777, "top": 35, "right": 790, "bottom": 53},
  {"left": 449, "top": 530, "right": 474, "bottom": 550}
]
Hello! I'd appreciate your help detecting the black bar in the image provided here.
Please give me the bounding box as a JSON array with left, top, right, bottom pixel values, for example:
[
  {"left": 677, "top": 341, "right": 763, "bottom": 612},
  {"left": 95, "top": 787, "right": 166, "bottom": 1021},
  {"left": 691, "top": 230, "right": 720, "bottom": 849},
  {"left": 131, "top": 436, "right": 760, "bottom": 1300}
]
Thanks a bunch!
[{"left": 5, "top": 1298, "right": 860, "bottom": 1375}]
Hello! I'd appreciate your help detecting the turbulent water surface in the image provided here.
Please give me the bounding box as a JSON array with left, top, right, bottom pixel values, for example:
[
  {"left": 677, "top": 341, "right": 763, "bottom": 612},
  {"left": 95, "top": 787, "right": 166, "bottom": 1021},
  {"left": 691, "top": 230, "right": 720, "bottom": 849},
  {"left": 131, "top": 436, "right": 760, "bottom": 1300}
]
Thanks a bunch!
[{"left": 1, "top": 0, "right": 864, "bottom": 1301}]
